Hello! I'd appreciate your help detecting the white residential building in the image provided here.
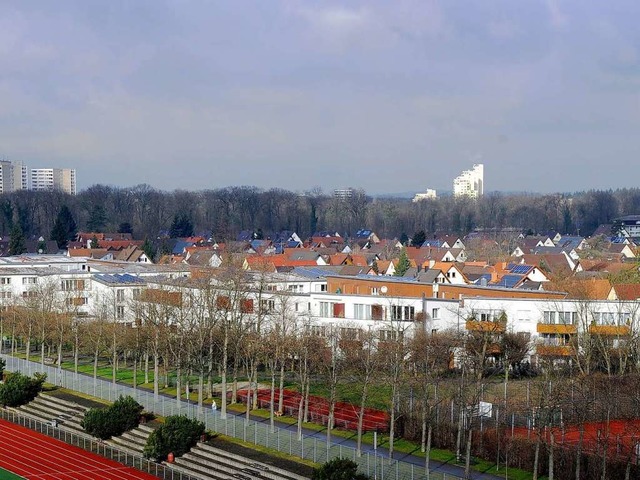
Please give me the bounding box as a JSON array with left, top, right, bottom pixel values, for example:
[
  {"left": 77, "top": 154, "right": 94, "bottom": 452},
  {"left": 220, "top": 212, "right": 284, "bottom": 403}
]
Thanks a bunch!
[
  {"left": 31, "top": 168, "right": 77, "bottom": 195},
  {"left": 0, "top": 161, "right": 28, "bottom": 193},
  {"left": 453, "top": 163, "right": 484, "bottom": 198},
  {"left": 412, "top": 189, "right": 437, "bottom": 202}
]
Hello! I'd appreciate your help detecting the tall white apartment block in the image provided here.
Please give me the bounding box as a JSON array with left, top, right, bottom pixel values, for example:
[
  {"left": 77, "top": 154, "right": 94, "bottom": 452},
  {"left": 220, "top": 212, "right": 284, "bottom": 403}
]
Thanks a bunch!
[
  {"left": 453, "top": 163, "right": 484, "bottom": 199},
  {"left": 31, "top": 168, "right": 77, "bottom": 195},
  {"left": 0, "top": 161, "right": 28, "bottom": 194}
]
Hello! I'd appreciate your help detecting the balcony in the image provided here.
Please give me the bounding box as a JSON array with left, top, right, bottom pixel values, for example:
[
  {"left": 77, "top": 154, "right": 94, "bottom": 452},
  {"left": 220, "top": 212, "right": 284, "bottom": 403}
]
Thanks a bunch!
[
  {"left": 466, "top": 320, "right": 506, "bottom": 333},
  {"left": 536, "top": 345, "right": 575, "bottom": 356},
  {"left": 589, "top": 325, "right": 631, "bottom": 336},
  {"left": 536, "top": 324, "right": 577, "bottom": 335}
]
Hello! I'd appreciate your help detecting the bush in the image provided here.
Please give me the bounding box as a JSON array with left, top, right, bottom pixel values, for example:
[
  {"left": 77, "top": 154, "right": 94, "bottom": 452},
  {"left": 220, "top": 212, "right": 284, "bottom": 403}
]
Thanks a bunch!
[
  {"left": 0, "top": 371, "right": 46, "bottom": 407},
  {"left": 143, "top": 415, "right": 205, "bottom": 462},
  {"left": 0, "top": 358, "right": 5, "bottom": 380},
  {"left": 81, "top": 395, "right": 143, "bottom": 440},
  {"left": 312, "top": 458, "right": 370, "bottom": 480}
]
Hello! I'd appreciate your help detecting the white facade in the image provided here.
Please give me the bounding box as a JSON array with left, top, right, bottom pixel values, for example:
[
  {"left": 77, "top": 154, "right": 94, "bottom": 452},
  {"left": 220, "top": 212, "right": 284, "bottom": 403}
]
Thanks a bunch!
[
  {"left": 0, "top": 161, "right": 28, "bottom": 194},
  {"left": 412, "top": 189, "right": 437, "bottom": 202},
  {"left": 31, "top": 168, "right": 77, "bottom": 195},
  {"left": 453, "top": 163, "right": 484, "bottom": 198}
]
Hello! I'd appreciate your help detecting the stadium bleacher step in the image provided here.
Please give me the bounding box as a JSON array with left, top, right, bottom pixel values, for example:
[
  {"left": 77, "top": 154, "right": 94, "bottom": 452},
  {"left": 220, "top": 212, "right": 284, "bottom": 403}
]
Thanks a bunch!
[
  {"left": 181, "top": 451, "right": 246, "bottom": 477},
  {"left": 194, "top": 442, "right": 309, "bottom": 480},
  {"left": 163, "top": 459, "right": 222, "bottom": 480}
]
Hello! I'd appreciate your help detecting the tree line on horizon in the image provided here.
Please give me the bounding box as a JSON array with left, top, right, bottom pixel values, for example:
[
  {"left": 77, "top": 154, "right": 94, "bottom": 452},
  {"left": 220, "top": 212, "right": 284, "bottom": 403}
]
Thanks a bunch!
[{"left": 1, "top": 184, "right": 639, "bottom": 246}]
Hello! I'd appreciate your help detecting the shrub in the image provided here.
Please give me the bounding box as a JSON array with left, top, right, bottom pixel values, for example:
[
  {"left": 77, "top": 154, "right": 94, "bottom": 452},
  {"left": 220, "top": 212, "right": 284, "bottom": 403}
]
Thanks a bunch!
[
  {"left": 0, "top": 371, "right": 46, "bottom": 407},
  {"left": 0, "top": 358, "right": 5, "bottom": 380},
  {"left": 81, "top": 395, "right": 143, "bottom": 440},
  {"left": 143, "top": 415, "right": 205, "bottom": 462},
  {"left": 312, "top": 458, "right": 370, "bottom": 480}
]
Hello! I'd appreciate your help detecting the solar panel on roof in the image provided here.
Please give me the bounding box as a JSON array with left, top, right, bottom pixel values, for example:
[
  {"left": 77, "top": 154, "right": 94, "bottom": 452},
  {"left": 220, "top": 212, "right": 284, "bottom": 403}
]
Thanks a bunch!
[
  {"left": 497, "top": 274, "right": 523, "bottom": 288},
  {"left": 510, "top": 264, "right": 531, "bottom": 274}
]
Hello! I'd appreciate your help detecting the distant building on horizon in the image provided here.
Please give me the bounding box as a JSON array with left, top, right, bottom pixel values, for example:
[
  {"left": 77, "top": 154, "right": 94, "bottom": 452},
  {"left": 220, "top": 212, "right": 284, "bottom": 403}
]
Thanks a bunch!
[
  {"left": 0, "top": 160, "right": 28, "bottom": 194},
  {"left": 413, "top": 189, "right": 437, "bottom": 202},
  {"left": 334, "top": 188, "right": 354, "bottom": 199},
  {"left": 453, "top": 163, "right": 483, "bottom": 199},
  {"left": 31, "top": 168, "right": 77, "bottom": 195}
]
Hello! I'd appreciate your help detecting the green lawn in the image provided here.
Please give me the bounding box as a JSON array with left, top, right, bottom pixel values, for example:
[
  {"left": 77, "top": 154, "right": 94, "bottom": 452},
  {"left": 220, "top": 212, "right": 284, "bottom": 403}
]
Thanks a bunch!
[
  {"left": 0, "top": 467, "right": 25, "bottom": 480},
  {"left": 12, "top": 353, "right": 543, "bottom": 479}
]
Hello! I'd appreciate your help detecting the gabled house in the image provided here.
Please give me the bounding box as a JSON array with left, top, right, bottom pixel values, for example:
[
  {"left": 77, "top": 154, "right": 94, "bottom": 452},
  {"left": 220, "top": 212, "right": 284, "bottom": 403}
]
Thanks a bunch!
[
  {"left": 184, "top": 249, "right": 223, "bottom": 268},
  {"left": 355, "top": 229, "right": 380, "bottom": 244},
  {"left": 605, "top": 243, "right": 636, "bottom": 259},
  {"left": 114, "top": 246, "right": 152, "bottom": 264},
  {"left": 422, "top": 261, "right": 466, "bottom": 284}
]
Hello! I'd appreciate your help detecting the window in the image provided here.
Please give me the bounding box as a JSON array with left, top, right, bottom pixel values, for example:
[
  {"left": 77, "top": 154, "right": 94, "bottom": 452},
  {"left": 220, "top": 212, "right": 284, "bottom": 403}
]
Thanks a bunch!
[
  {"left": 241, "top": 299, "right": 254, "bottom": 314},
  {"left": 67, "top": 297, "right": 88, "bottom": 306},
  {"left": 371, "top": 287, "right": 379, "bottom": 295},
  {"left": 216, "top": 295, "right": 231, "bottom": 310},
  {"left": 543, "top": 311, "right": 576, "bottom": 325},
  {"left": 132, "top": 289, "right": 141, "bottom": 300},
  {"left": 432, "top": 308, "right": 440, "bottom": 319},
  {"left": 404, "top": 306, "right": 415, "bottom": 321},
  {"left": 61, "top": 279, "right": 84, "bottom": 291},
  {"left": 332, "top": 303, "right": 345, "bottom": 318},
  {"left": 391, "top": 306, "right": 402, "bottom": 320},
  {"left": 311, "top": 325, "right": 327, "bottom": 337},
  {"left": 372, "top": 304, "right": 383, "bottom": 320},
  {"left": 0, "top": 291, "right": 11, "bottom": 299},
  {"left": 116, "top": 306, "right": 125, "bottom": 319},
  {"left": 380, "top": 329, "right": 404, "bottom": 342},
  {"left": 259, "top": 299, "right": 275, "bottom": 313},
  {"left": 116, "top": 289, "right": 125, "bottom": 302},
  {"left": 320, "top": 284, "right": 327, "bottom": 292},
  {"left": 340, "top": 327, "right": 359, "bottom": 340},
  {"left": 354, "top": 304, "right": 371, "bottom": 320},
  {"left": 319, "top": 302, "right": 331, "bottom": 317},
  {"left": 23, "top": 277, "right": 37, "bottom": 285},
  {"left": 0, "top": 277, "right": 10, "bottom": 285}
]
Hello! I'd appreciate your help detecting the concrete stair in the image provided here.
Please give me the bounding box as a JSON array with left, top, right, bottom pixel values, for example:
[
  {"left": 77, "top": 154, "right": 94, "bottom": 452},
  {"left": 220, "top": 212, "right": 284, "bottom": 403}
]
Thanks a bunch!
[
  {"left": 166, "top": 442, "right": 309, "bottom": 480},
  {"left": 14, "top": 393, "right": 87, "bottom": 433},
  {"left": 195, "top": 442, "right": 308, "bottom": 480},
  {"left": 106, "top": 423, "right": 155, "bottom": 455}
]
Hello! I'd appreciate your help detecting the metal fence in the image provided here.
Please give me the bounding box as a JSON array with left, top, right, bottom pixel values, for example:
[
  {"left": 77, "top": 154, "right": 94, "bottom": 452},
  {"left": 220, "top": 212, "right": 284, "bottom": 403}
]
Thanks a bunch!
[
  {"left": 1, "top": 354, "right": 463, "bottom": 480},
  {"left": 0, "top": 408, "right": 200, "bottom": 480}
]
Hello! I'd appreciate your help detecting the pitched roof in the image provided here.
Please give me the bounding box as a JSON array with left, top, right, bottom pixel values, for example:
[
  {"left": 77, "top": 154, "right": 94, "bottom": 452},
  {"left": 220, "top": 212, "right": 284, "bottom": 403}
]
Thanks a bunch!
[{"left": 613, "top": 283, "right": 640, "bottom": 301}]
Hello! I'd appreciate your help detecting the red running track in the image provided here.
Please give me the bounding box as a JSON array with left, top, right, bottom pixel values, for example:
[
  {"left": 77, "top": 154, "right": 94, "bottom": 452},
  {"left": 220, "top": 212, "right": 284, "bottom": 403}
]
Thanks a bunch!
[{"left": 0, "top": 419, "right": 159, "bottom": 480}]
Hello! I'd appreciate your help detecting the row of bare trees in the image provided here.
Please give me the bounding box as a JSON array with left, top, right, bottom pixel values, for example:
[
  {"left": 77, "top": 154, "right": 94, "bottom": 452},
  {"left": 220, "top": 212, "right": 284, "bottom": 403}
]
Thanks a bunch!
[
  {"left": 2, "top": 276, "right": 640, "bottom": 479},
  {"left": 3, "top": 183, "right": 640, "bottom": 242}
]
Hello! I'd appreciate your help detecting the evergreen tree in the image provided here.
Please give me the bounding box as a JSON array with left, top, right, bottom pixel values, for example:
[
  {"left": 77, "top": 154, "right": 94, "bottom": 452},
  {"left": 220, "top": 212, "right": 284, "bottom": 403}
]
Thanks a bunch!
[
  {"left": 118, "top": 222, "right": 133, "bottom": 235},
  {"left": 90, "top": 235, "right": 100, "bottom": 249},
  {"left": 169, "top": 214, "right": 194, "bottom": 238},
  {"left": 86, "top": 205, "right": 107, "bottom": 232},
  {"left": 394, "top": 247, "right": 411, "bottom": 276},
  {"left": 50, "top": 205, "right": 77, "bottom": 249},
  {"left": 8, "top": 223, "right": 26, "bottom": 255},
  {"left": 142, "top": 238, "right": 156, "bottom": 262},
  {"left": 411, "top": 230, "right": 426, "bottom": 247},
  {"left": 399, "top": 232, "right": 409, "bottom": 246}
]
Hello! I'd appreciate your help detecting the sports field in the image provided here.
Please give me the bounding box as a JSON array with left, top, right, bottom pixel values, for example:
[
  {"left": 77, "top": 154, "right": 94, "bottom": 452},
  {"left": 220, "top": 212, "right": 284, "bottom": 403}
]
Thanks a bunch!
[
  {"left": 0, "top": 466, "right": 24, "bottom": 480},
  {"left": 0, "top": 419, "right": 159, "bottom": 480}
]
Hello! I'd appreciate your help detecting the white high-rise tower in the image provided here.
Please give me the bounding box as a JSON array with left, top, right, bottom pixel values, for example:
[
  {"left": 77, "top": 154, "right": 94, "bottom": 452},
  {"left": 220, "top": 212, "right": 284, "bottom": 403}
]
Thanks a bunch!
[{"left": 453, "top": 164, "right": 483, "bottom": 198}]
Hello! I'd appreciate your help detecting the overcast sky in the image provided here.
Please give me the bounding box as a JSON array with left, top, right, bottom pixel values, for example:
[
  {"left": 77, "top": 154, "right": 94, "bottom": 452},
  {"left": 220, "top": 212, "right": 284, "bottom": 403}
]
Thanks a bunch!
[{"left": 1, "top": 1, "right": 639, "bottom": 194}]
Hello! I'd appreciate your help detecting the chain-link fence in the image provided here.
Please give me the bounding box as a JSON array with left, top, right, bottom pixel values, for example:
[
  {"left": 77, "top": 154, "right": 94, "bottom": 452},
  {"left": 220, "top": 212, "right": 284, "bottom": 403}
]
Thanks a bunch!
[
  {"left": 1, "top": 354, "right": 464, "bottom": 480},
  {"left": 0, "top": 408, "right": 200, "bottom": 480}
]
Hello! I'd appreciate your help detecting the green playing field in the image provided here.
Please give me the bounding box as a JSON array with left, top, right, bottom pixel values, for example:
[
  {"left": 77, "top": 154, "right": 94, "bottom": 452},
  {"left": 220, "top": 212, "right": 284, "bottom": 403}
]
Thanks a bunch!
[{"left": 0, "top": 467, "right": 24, "bottom": 480}]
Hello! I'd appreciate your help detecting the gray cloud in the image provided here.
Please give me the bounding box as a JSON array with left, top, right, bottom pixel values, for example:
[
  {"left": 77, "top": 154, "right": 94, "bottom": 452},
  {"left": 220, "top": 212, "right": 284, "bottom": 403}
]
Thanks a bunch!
[{"left": 0, "top": 0, "right": 639, "bottom": 194}]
